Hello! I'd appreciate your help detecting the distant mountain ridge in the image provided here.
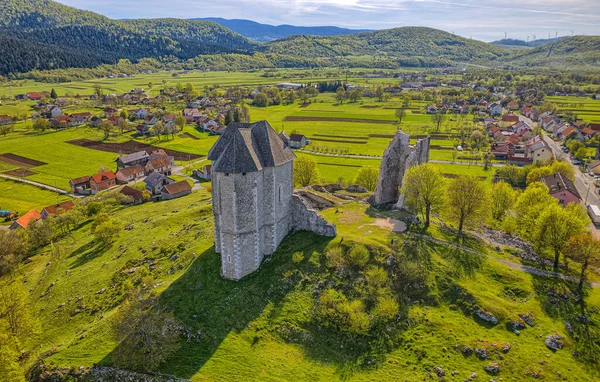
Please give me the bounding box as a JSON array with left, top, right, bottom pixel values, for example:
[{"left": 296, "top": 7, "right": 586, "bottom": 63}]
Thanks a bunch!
[
  {"left": 491, "top": 37, "right": 565, "bottom": 48},
  {"left": 195, "top": 18, "right": 370, "bottom": 42}
]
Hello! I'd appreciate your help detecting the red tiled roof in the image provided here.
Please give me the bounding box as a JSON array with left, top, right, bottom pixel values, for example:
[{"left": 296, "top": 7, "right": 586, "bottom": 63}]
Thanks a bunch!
[
  {"left": 146, "top": 156, "right": 171, "bottom": 169},
  {"left": 91, "top": 170, "right": 116, "bottom": 184},
  {"left": 0, "top": 115, "right": 13, "bottom": 122},
  {"left": 14, "top": 209, "right": 41, "bottom": 228},
  {"left": 120, "top": 185, "right": 143, "bottom": 201},
  {"left": 70, "top": 175, "right": 90, "bottom": 185},
  {"left": 117, "top": 164, "right": 144, "bottom": 178},
  {"left": 42, "top": 200, "right": 75, "bottom": 216},
  {"left": 163, "top": 180, "right": 191, "bottom": 195}
]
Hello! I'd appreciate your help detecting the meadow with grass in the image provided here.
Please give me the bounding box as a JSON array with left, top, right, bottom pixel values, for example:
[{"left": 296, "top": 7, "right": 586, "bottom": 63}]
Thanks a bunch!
[{"left": 2, "top": 189, "right": 599, "bottom": 381}]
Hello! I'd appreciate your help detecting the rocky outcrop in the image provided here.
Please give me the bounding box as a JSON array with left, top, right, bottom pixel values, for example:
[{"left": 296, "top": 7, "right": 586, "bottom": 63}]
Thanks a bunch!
[
  {"left": 292, "top": 194, "right": 336, "bottom": 237},
  {"left": 545, "top": 334, "right": 564, "bottom": 350},
  {"left": 371, "top": 130, "right": 430, "bottom": 207}
]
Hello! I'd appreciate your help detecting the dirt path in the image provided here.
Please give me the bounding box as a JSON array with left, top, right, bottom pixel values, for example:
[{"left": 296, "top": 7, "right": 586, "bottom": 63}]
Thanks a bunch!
[
  {"left": 0, "top": 174, "right": 81, "bottom": 198},
  {"left": 414, "top": 233, "right": 600, "bottom": 289},
  {"left": 296, "top": 150, "right": 503, "bottom": 168},
  {"left": 171, "top": 158, "right": 208, "bottom": 191}
]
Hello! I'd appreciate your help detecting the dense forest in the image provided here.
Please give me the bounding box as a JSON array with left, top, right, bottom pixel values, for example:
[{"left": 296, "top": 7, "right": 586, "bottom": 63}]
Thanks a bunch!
[{"left": 0, "top": 0, "right": 599, "bottom": 78}]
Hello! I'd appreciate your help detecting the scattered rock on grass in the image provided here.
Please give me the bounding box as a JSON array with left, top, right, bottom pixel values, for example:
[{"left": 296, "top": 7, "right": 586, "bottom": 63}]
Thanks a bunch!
[
  {"left": 347, "top": 184, "right": 367, "bottom": 193},
  {"left": 436, "top": 366, "right": 445, "bottom": 377},
  {"left": 475, "top": 309, "right": 499, "bottom": 325},
  {"left": 545, "top": 335, "right": 564, "bottom": 351},
  {"left": 483, "top": 363, "right": 500, "bottom": 374}
]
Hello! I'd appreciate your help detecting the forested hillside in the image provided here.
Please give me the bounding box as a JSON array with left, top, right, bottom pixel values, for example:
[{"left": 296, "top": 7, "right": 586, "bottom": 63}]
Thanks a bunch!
[
  {"left": 197, "top": 18, "right": 370, "bottom": 42},
  {"left": 266, "top": 27, "right": 509, "bottom": 63},
  {"left": 0, "top": 0, "right": 257, "bottom": 75},
  {"left": 1, "top": 0, "right": 599, "bottom": 76},
  {"left": 510, "top": 36, "right": 600, "bottom": 68}
]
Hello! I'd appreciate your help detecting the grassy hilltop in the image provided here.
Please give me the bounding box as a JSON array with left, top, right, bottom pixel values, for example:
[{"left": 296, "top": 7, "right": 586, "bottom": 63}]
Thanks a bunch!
[{"left": 2, "top": 189, "right": 600, "bottom": 380}]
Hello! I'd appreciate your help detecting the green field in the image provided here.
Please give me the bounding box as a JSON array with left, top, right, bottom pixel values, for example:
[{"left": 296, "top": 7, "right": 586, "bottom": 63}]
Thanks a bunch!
[
  {"left": 3, "top": 193, "right": 599, "bottom": 381},
  {"left": 0, "top": 179, "right": 72, "bottom": 215},
  {"left": 0, "top": 69, "right": 491, "bottom": 214},
  {"left": 547, "top": 95, "right": 600, "bottom": 123}
]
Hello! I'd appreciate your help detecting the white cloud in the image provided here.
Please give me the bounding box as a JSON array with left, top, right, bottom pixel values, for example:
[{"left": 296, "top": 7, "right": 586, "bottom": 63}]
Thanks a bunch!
[{"left": 55, "top": 0, "right": 600, "bottom": 41}]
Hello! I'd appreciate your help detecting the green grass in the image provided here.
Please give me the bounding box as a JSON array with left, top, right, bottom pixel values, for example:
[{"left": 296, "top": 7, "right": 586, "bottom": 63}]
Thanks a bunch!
[
  {"left": 547, "top": 95, "right": 600, "bottom": 123},
  {"left": 0, "top": 178, "right": 72, "bottom": 214},
  {"left": 4, "top": 196, "right": 600, "bottom": 381}
]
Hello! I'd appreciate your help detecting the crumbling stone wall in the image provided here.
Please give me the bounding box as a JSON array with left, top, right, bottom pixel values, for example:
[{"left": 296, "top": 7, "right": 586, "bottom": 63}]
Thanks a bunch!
[
  {"left": 371, "top": 130, "right": 430, "bottom": 207},
  {"left": 291, "top": 194, "right": 337, "bottom": 237}
]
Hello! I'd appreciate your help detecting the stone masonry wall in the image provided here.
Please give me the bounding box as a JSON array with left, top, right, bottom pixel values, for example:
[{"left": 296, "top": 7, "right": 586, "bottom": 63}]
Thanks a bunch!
[
  {"left": 372, "top": 130, "right": 430, "bottom": 207},
  {"left": 291, "top": 194, "right": 337, "bottom": 237}
]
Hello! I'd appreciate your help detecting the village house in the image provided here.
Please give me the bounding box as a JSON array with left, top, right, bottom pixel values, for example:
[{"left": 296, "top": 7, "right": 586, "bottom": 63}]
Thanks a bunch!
[
  {"left": 0, "top": 115, "right": 13, "bottom": 125},
  {"left": 275, "top": 82, "right": 303, "bottom": 90},
  {"left": 541, "top": 173, "right": 581, "bottom": 206},
  {"left": 70, "top": 112, "right": 92, "bottom": 122},
  {"left": 129, "top": 108, "right": 151, "bottom": 119},
  {"left": 289, "top": 134, "right": 308, "bottom": 149},
  {"left": 148, "top": 149, "right": 174, "bottom": 165},
  {"left": 104, "top": 107, "right": 119, "bottom": 118},
  {"left": 144, "top": 172, "right": 174, "bottom": 196},
  {"left": 587, "top": 123, "right": 600, "bottom": 133},
  {"left": 555, "top": 126, "right": 578, "bottom": 141},
  {"left": 116, "top": 164, "right": 145, "bottom": 184},
  {"left": 10, "top": 209, "right": 41, "bottom": 230},
  {"left": 507, "top": 101, "right": 520, "bottom": 110},
  {"left": 90, "top": 171, "right": 117, "bottom": 194},
  {"left": 501, "top": 112, "right": 519, "bottom": 124},
  {"left": 27, "top": 92, "right": 42, "bottom": 100},
  {"left": 68, "top": 115, "right": 86, "bottom": 127},
  {"left": 89, "top": 116, "right": 103, "bottom": 127},
  {"left": 136, "top": 124, "right": 151, "bottom": 136},
  {"left": 183, "top": 108, "right": 203, "bottom": 123},
  {"left": 489, "top": 103, "right": 503, "bottom": 116},
  {"left": 581, "top": 127, "right": 597, "bottom": 140},
  {"left": 145, "top": 156, "right": 172, "bottom": 175},
  {"left": 198, "top": 116, "right": 219, "bottom": 131},
  {"left": 40, "top": 200, "right": 76, "bottom": 220},
  {"left": 69, "top": 175, "right": 91, "bottom": 194},
  {"left": 525, "top": 136, "right": 552, "bottom": 163},
  {"left": 193, "top": 164, "right": 212, "bottom": 180},
  {"left": 161, "top": 180, "right": 192, "bottom": 200},
  {"left": 144, "top": 116, "right": 159, "bottom": 126},
  {"left": 119, "top": 186, "right": 144, "bottom": 204},
  {"left": 587, "top": 160, "right": 600, "bottom": 177},
  {"left": 46, "top": 107, "right": 62, "bottom": 118},
  {"left": 116, "top": 151, "right": 150, "bottom": 169}
]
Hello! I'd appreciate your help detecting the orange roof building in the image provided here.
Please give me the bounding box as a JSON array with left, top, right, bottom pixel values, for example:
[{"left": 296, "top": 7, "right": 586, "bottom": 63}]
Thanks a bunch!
[{"left": 10, "top": 209, "right": 41, "bottom": 229}]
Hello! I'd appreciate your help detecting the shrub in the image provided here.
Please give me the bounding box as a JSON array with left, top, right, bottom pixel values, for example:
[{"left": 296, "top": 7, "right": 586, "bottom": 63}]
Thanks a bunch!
[
  {"left": 325, "top": 245, "right": 345, "bottom": 270},
  {"left": 292, "top": 252, "right": 304, "bottom": 264},
  {"left": 347, "top": 244, "right": 369, "bottom": 268}
]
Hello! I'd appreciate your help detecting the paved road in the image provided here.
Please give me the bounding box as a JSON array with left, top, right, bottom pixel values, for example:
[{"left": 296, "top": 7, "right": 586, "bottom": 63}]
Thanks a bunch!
[
  {"left": 0, "top": 174, "right": 81, "bottom": 198},
  {"left": 171, "top": 158, "right": 208, "bottom": 191},
  {"left": 296, "top": 150, "right": 503, "bottom": 168},
  {"left": 541, "top": 131, "right": 600, "bottom": 238}
]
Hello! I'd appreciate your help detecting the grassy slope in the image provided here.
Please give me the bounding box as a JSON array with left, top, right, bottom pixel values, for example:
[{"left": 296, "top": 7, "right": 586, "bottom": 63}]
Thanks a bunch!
[
  {"left": 4, "top": 195, "right": 599, "bottom": 381},
  {"left": 0, "top": 178, "right": 72, "bottom": 214}
]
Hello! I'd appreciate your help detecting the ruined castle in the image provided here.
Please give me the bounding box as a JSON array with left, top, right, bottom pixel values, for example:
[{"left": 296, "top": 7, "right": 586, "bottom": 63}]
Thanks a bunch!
[
  {"left": 371, "top": 130, "right": 431, "bottom": 207},
  {"left": 209, "top": 121, "right": 336, "bottom": 280}
]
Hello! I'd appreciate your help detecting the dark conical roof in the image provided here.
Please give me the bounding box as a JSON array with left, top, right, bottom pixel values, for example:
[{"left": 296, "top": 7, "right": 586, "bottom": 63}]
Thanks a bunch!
[{"left": 208, "top": 121, "right": 295, "bottom": 173}]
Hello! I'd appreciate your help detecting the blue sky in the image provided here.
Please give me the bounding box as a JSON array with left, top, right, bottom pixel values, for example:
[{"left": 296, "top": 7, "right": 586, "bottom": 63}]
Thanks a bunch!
[{"left": 55, "top": 0, "right": 600, "bottom": 42}]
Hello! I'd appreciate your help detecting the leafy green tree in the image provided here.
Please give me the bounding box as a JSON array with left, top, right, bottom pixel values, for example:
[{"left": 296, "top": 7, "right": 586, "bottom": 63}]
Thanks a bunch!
[
  {"left": 431, "top": 113, "right": 445, "bottom": 132},
  {"left": 99, "top": 120, "right": 114, "bottom": 139},
  {"left": 446, "top": 175, "right": 489, "bottom": 235},
  {"left": 402, "top": 164, "right": 446, "bottom": 228},
  {"left": 112, "top": 294, "right": 179, "bottom": 372},
  {"left": 294, "top": 156, "right": 319, "bottom": 187},
  {"left": 564, "top": 233, "right": 600, "bottom": 291},
  {"left": 335, "top": 87, "right": 346, "bottom": 104},
  {"left": 514, "top": 182, "right": 556, "bottom": 240},
  {"left": 0, "top": 333, "right": 24, "bottom": 382},
  {"left": 175, "top": 115, "right": 186, "bottom": 131},
  {"left": 354, "top": 167, "right": 379, "bottom": 192},
  {"left": 0, "top": 230, "right": 29, "bottom": 276},
  {"left": 32, "top": 118, "right": 50, "bottom": 132},
  {"left": 93, "top": 215, "right": 121, "bottom": 247},
  {"left": 534, "top": 203, "right": 588, "bottom": 271},
  {"left": 0, "top": 283, "right": 37, "bottom": 339},
  {"left": 50, "top": 88, "right": 57, "bottom": 99},
  {"left": 395, "top": 108, "right": 407, "bottom": 125},
  {"left": 253, "top": 93, "right": 270, "bottom": 107},
  {"left": 490, "top": 181, "right": 516, "bottom": 222}
]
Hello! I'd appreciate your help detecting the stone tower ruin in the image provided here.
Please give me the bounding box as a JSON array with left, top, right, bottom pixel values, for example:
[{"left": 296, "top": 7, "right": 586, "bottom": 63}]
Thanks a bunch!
[
  {"left": 371, "top": 130, "right": 430, "bottom": 207},
  {"left": 209, "top": 121, "right": 336, "bottom": 280}
]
